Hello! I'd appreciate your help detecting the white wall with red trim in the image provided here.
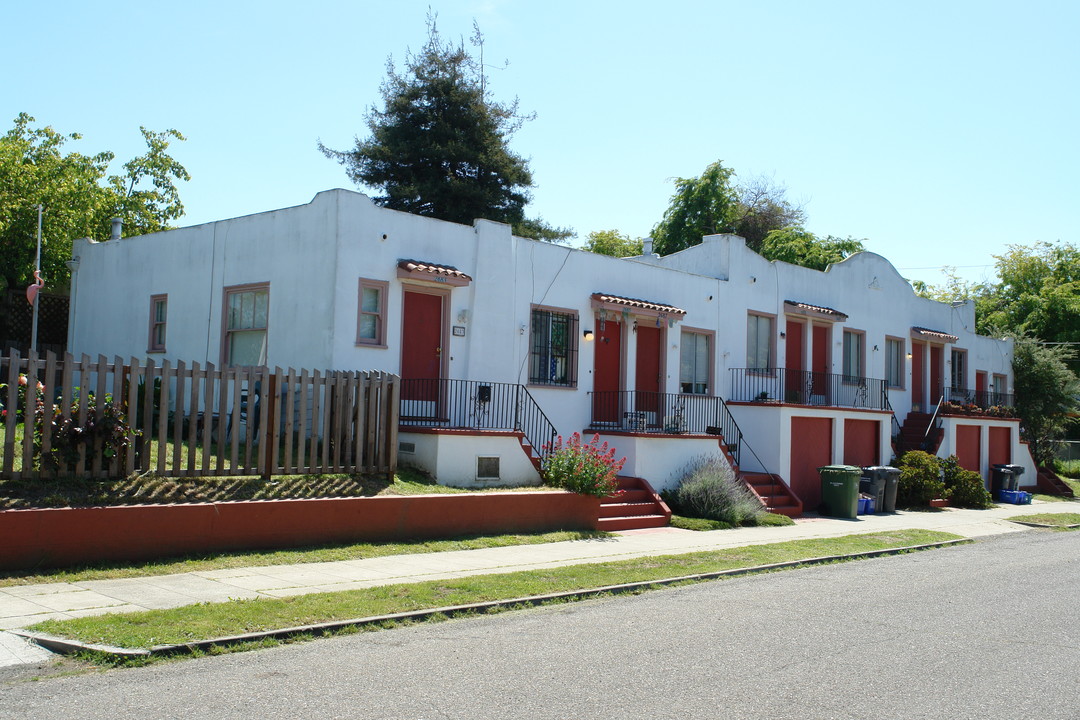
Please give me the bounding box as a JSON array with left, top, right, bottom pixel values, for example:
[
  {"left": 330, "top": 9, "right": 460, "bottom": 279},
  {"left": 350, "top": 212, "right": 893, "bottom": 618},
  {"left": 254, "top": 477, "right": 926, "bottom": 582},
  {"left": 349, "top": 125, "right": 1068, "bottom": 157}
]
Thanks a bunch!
[{"left": 68, "top": 188, "right": 1019, "bottom": 487}]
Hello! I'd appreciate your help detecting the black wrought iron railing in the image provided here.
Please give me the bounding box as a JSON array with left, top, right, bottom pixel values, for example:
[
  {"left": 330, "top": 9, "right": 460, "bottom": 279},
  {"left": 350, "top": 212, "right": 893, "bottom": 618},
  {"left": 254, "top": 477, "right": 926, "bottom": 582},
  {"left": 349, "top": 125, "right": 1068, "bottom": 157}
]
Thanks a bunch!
[
  {"left": 944, "top": 387, "right": 1015, "bottom": 410},
  {"left": 923, "top": 395, "right": 945, "bottom": 451},
  {"left": 728, "top": 368, "right": 890, "bottom": 411},
  {"left": 884, "top": 392, "right": 903, "bottom": 448},
  {"left": 399, "top": 379, "right": 558, "bottom": 459},
  {"left": 587, "top": 391, "right": 743, "bottom": 466}
]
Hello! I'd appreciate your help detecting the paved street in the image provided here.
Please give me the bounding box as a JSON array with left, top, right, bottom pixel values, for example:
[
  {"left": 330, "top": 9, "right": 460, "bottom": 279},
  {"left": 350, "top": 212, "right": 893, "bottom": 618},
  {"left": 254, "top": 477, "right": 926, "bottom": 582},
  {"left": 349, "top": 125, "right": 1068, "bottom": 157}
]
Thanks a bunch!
[
  {"left": 3, "top": 500, "right": 1072, "bottom": 633},
  {"left": 1, "top": 529, "right": 1077, "bottom": 719}
]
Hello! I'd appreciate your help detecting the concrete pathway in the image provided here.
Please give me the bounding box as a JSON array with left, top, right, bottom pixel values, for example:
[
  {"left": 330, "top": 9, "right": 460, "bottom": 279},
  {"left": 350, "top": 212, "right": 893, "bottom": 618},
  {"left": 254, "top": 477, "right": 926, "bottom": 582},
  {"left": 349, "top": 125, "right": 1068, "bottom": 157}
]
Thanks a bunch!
[{"left": 1, "top": 499, "right": 1076, "bottom": 666}]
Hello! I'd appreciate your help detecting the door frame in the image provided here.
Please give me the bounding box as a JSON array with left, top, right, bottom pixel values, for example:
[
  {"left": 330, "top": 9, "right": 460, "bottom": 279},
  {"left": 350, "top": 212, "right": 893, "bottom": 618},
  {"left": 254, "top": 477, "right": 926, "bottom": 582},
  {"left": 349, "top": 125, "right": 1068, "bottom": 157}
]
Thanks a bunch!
[
  {"left": 400, "top": 284, "right": 451, "bottom": 383},
  {"left": 592, "top": 315, "right": 626, "bottom": 424}
]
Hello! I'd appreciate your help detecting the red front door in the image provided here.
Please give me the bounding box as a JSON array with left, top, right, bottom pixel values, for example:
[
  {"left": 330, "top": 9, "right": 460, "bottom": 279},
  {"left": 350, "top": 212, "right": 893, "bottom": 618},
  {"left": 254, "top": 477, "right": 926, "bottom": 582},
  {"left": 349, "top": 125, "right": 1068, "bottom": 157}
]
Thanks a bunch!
[
  {"left": 786, "top": 320, "right": 804, "bottom": 402},
  {"left": 593, "top": 321, "right": 622, "bottom": 423},
  {"left": 401, "top": 290, "right": 443, "bottom": 402},
  {"left": 636, "top": 325, "right": 662, "bottom": 415},
  {"left": 930, "top": 345, "right": 943, "bottom": 406},
  {"left": 912, "top": 341, "right": 925, "bottom": 410},
  {"left": 811, "top": 324, "right": 829, "bottom": 400}
]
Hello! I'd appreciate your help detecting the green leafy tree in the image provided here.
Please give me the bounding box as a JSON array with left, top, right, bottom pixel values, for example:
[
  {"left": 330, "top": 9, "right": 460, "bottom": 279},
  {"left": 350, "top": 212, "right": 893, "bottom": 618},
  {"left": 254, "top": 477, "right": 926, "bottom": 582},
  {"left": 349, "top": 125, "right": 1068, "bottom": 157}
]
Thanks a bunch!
[
  {"left": 0, "top": 113, "right": 188, "bottom": 292},
  {"left": 651, "top": 160, "right": 739, "bottom": 256},
  {"left": 759, "top": 227, "right": 866, "bottom": 271},
  {"left": 321, "top": 17, "right": 564, "bottom": 240},
  {"left": 1012, "top": 335, "right": 1079, "bottom": 466},
  {"left": 583, "top": 229, "right": 644, "bottom": 257},
  {"left": 978, "top": 241, "right": 1080, "bottom": 347}
]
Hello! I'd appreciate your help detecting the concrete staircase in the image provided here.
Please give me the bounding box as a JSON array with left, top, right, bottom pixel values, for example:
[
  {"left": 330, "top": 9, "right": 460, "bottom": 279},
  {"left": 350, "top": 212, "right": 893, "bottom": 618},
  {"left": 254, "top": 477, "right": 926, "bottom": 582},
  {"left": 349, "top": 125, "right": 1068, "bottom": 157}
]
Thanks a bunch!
[
  {"left": 1035, "top": 466, "right": 1075, "bottom": 497},
  {"left": 598, "top": 476, "right": 671, "bottom": 531},
  {"left": 896, "top": 412, "right": 943, "bottom": 455},
  {"left": 517, "top": 435, "right": 543, "bottom": 474},
  {"left": 741, "top": 472, "right": 803, "bottom": 518}
]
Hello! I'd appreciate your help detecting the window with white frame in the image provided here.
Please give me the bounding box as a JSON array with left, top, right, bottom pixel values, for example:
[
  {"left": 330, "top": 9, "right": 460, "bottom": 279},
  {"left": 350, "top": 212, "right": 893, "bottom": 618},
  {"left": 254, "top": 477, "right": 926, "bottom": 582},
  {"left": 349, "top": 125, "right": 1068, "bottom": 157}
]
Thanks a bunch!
[
  {"left": 356, "top": 278, "right": 388, "bottom": 346},
  {"left": 529, "top": 307, "right": 578, "bottom": 387},
  {"left": 680, "top": 330, "right": 711, "bottom": 394},
  {"left": 885, "top": 337, "right": 904, "bottom": 388},
  {"left": 842, "top": 330, "right": 864, "bottom": 380},
  {"left": 992, "top": 373, "right": 1007, "bottom": 403},
  {"left": 951, "top": 349, "right": 967, "bottom": 390},
  {"left": 224, "top": 284, "right": 269, "bottom": 367},
  {"left": 148, "top": 294, "right": 167, "bottom": 353},
  {"left": 746, "top": 314, "right": 773, "bottom": 370}
]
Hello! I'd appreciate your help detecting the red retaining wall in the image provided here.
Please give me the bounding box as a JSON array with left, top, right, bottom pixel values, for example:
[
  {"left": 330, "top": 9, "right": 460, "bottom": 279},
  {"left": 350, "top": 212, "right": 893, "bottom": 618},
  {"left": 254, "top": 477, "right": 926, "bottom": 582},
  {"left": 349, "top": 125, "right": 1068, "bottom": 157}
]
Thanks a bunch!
[{"left": 0, "top": 492, "right": 601, "bottom": 571}]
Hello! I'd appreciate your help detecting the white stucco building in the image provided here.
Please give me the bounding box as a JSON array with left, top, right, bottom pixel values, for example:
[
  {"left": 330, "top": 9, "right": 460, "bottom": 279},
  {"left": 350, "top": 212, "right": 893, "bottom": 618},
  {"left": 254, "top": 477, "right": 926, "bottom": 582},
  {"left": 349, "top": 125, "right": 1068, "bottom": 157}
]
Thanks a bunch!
[{"left": 68, "top": 189, "right": 1034, "bottom": 516}]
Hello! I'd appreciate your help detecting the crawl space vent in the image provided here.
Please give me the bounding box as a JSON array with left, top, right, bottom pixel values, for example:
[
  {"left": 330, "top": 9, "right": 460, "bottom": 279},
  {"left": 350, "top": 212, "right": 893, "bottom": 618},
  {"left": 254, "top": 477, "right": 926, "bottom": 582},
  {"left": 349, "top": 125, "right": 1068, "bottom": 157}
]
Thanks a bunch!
[{"left": 476, "top": 456, "right": 500, "bottom": 480}]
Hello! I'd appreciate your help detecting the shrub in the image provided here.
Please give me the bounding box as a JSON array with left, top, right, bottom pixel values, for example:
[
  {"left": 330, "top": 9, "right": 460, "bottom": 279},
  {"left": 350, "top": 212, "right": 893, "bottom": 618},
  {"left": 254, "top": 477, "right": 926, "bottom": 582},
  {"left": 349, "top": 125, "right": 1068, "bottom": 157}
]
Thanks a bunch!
[
  {"left": 1053, "top": 458, "right": 1080, "bottom": 479},
  {"left": 540, "top": 433, "right": 624, "bottom": 497},
  {"left": 940, "top": 455, "right": 992, "bottom": 509},
  {"left": 896, "top": 451, "right": 946, "bottom": 507},
  {"left": 0, "top": 374, "right": 45, "bottom": 423},
  {"left": 662, "top": 455, "right": 763, "bottom": 526},
  {"left": 41, "top": 396, "right": 136, "bottom": 472}
]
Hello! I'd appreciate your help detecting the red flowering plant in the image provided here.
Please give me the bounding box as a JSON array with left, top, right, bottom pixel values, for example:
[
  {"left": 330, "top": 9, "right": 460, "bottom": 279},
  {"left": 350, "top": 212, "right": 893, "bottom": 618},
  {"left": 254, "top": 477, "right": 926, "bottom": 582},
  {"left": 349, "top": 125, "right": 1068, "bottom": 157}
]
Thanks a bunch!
[
  {"left": 540, "top": 432, "right": 625, "bottom": 497},
  {"left": 0, "top": 374, "right": 45, "bottom": 423}
]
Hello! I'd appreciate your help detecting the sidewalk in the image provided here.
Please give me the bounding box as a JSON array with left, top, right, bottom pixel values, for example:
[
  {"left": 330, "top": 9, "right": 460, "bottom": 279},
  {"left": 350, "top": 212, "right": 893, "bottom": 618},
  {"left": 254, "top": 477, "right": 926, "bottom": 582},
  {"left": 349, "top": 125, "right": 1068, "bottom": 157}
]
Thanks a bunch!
[{"left": 2, "top": 499, "right": 1077, "bottom": 667}]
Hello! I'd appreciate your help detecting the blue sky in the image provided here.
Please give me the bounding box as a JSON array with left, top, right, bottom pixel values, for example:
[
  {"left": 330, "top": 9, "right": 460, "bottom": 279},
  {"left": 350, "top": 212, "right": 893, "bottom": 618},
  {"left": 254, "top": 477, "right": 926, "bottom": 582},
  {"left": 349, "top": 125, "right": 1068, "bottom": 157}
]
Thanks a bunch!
[{"left": 5, "top": 0, "right": 1076, "bottom": 287}]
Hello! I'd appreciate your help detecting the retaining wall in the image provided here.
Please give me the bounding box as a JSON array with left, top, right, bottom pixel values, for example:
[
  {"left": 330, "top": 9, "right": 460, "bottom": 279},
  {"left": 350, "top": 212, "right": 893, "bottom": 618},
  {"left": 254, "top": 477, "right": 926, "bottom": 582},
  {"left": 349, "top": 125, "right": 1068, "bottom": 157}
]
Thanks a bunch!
[{"left": 0, "top": 492, "right": 600, "bottom": 571}]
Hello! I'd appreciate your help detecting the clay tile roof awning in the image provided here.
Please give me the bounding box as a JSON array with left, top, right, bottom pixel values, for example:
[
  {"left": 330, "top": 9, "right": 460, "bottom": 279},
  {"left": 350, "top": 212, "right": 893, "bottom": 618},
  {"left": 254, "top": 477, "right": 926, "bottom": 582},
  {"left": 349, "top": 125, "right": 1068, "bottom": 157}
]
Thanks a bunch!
[
  {"left": 912, "top": 326, "right": 959, "bottom": 343},
  {"left": 397, "top": 259, "right": 472, "bottom": 286},
  {"left": 784, "top": 300, "right": 848, "bottom": 321},
  {"left": 591, "top": 293, "right": 686, "bottom": 317}
]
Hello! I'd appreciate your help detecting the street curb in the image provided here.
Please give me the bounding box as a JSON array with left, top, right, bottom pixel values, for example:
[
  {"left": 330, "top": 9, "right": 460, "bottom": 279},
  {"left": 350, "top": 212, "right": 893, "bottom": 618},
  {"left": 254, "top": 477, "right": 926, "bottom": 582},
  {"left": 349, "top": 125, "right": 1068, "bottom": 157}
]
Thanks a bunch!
[
  {"left": 1009, "top": 520, "right": 1080, "bottom": 529},
  {"left": 15, "top": 538, "right": 970, "bottom": 660}
]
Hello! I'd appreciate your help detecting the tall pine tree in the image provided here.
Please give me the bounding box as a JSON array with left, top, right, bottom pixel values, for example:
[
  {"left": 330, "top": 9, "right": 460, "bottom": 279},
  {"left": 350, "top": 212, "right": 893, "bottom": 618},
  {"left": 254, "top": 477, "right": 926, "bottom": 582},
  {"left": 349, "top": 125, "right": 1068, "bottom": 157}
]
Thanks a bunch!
[{"left": 321, "top": 18, "right": 568, "bottom": 240}]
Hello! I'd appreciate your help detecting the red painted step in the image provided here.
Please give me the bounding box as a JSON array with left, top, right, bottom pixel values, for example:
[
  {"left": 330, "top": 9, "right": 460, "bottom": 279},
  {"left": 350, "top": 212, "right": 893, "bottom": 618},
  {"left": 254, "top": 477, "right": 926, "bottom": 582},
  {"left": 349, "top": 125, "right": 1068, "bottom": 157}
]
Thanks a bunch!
[
  {"left": 740, "top": 471, "right": 803, "bottom": 518},
  {"left": 1035, "top": 467, "right": 1074, "bottom": 497},
  {"left": 596, "top": 476, "right": 671, "bottom": 531}
]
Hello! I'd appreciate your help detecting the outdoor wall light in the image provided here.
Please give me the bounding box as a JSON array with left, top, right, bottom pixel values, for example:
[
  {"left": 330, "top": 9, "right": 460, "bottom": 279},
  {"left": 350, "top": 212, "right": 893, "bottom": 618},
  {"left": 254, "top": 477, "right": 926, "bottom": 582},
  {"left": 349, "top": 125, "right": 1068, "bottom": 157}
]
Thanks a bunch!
[
  {"left": 906, "top": 352, "right": 913, "bottom": 359},
  {"left": 583, "top": 330, "right": 595, "bottom": 342}
]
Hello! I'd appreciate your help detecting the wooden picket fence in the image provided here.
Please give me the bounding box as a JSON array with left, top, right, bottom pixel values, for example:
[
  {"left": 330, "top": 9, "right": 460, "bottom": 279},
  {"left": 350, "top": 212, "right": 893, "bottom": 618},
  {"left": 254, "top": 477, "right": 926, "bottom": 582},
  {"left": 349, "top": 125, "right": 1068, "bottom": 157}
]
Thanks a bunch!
[{"left": 0, "top": 350, "right": 399, "bottom": 480}]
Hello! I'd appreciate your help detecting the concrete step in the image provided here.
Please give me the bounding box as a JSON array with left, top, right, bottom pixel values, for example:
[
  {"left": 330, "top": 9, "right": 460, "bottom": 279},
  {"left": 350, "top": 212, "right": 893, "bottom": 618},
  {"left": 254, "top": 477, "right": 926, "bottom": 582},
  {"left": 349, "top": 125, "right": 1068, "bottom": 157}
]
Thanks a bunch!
[
  {"left": 607, "top": 489, "right": 650, "bottom": 503},
  {"left": 599, "top": 502, "right": 661, "bottom": 518},
  {"left": 597, "top": 514, "right": 670, "bottom": 531}
]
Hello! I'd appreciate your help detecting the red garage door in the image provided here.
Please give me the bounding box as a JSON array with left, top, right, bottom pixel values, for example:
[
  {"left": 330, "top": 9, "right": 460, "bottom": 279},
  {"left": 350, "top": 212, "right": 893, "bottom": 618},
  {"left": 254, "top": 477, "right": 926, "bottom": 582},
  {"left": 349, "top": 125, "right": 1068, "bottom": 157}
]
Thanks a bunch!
[
  {"left": 988, "top": 426, "right": 1012, "bottom": 466},
  {"left": 844, "top": 419, "right": 880, "bottom": 467},
  {"left": 790, "top": 417, "right": 833, "bottom": 512},
  {"left": 955, "top": 425, "right": 981, "bottom": 473}
]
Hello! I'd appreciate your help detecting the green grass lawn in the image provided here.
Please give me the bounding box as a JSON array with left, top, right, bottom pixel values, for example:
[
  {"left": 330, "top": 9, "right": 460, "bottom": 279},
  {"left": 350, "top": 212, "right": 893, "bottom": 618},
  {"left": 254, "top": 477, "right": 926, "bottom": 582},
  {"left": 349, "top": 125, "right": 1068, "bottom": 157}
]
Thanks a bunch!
[
  {"left": 1009, "top": 512, "right": 1080, "bottom": 528},
  {"left": 0, "top": 464, "right": 539, "bottom": 510},
  {"left": 28, "top": 529, "right": 960, "bottom": 651},
  {"left": 669, "top": 513, "right": 795, "bottom": 531}
]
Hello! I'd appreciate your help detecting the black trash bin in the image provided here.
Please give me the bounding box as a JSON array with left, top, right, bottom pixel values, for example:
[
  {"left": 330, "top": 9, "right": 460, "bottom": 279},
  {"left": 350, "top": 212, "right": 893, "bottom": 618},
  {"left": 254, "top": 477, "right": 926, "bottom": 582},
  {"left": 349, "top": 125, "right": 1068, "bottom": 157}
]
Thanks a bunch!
[
  {"left": 863, "top": 466, "right": 900, "bottom": 513},
  {"left": 991, "top": 465, "right": 1016, "bottom": 497},
  {"left": 860, "top": 471, "right": 886, "bottom": 514},
  {"left": 1000, "top": 464, "right": 1025, "bottom": 490}
]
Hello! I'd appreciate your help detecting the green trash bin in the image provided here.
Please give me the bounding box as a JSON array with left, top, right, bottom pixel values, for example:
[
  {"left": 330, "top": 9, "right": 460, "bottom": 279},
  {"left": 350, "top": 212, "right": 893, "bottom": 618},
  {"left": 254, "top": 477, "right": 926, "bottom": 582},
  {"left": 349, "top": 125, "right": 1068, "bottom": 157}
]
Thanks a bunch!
[{"left": 819, "top": 465, "right": 861, "bottom": 518}]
